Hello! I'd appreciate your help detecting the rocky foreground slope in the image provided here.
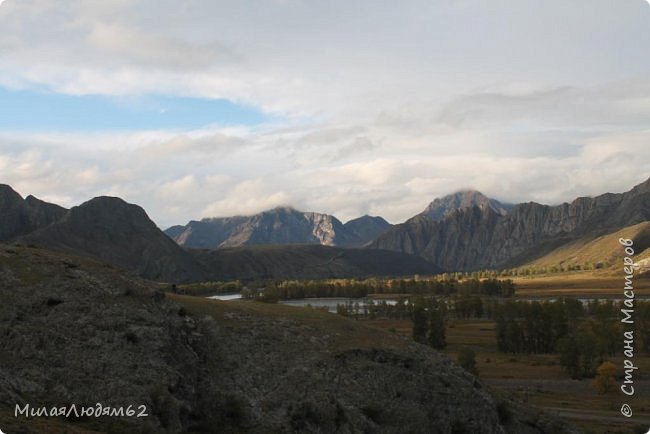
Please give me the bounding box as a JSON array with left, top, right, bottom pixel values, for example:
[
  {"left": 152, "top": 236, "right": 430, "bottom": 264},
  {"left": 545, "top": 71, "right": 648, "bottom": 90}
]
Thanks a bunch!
[{"left": 0, "top": 245, "right": 577, "bottom": 433}]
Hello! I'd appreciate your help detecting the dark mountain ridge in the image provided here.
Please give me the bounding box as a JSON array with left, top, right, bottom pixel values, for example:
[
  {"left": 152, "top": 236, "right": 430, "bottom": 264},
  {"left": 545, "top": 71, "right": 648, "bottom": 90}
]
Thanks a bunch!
[
  {"left": 0, "top": 184, "right": 66, "bottom": 241},
  {"left": 190, "top": 244, "right": 442, "bottom": 280},
  {"left": 0, "top": 187, "right": 437, "bottom": 282},
  {"left": 19, "top": 196, "right": 207, "bottom": 283}
]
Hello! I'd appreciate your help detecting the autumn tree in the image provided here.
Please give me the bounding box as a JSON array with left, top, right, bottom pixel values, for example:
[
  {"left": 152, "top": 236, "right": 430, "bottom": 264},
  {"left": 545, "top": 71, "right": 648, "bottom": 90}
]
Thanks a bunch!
[{"left": 592, "top": 361, "right": 618, "bottom": 395}]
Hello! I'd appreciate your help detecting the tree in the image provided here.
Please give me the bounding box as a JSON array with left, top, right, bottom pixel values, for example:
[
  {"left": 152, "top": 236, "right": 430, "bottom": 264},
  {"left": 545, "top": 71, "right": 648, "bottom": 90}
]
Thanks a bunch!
[
  {"left": 556, "top": 334, "right": 581, "bottom": 378},
  {"left": 412, "top": 303, "right": 428, "bottom": 344},
  {"left": 458, "top": 347, "right": 478, "bottom": 376},
  {"left": 557, "top": 331, "right": 598, "bottom": 379},
  {"left": 428, "top": 301, "right": 447, "bottom": 350}
]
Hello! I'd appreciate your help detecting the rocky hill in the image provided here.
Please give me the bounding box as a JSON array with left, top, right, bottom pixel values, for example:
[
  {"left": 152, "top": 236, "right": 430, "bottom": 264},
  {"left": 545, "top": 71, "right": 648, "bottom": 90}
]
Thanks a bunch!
[
  {"left": 19, "top": 196, "right": 206, "bottom": 283},
  {"left": 370, "top": 177, "right": 650, "bottom": 271},
  {"left": 165, "top": 207, "right": 391, "bottom": 249},
  {"left": 0, "top": 244, "right": 577, "bottom": 434}
]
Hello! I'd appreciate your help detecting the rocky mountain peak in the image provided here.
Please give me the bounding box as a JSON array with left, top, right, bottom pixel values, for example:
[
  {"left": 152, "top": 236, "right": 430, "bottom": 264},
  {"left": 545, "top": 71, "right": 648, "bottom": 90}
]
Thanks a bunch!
[
  {"left": 18, "top": 195, "right": 205, "bottom": 282},
  {"left": 0, "top": 184, "right": 24, "bottom": 210},
  {"left": 421, "top": 189, "right": 513, "bottom": 221},
  {"left": 68, "top": 196, "right": 155, "bottom": 231}
]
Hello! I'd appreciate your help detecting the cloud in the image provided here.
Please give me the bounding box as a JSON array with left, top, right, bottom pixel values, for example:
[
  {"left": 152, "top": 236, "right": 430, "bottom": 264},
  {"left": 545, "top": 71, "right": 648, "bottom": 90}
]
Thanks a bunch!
[
  {"left": 2, "top": 0, "right": 649, "bottom": 118},
  {"left": 437, "top": 80, "right": 650, "bottom": 130},
  {"left": 201, "top": 180, "right": 292, "bottom": 218},
  {"left": 1, "top": 124, "right": 649, "bottom": 227},
  {"left": 0, "top": 1, "right": 649, "bottom": 227}
]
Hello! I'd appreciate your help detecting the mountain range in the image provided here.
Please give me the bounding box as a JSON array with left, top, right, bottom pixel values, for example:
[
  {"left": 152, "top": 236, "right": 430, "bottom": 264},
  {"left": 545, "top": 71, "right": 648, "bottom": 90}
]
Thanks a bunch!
[
  {"left": 0, "top": 185, "right": 438, "bottom": 282},
  {"left": 167, "top": 179, "right": 650, "bottom": 272},
  {"left": 165, "top": 207, "right": 391, "bottom": 249},
  {"left": 371, "top": 178, "right": 650, "bottom": 270},
  {"left": 1, "top": 177, "right": 649, "bottom": 281},
  {"left": 163, "top": 190, "right": 515, "bottom": 249}
]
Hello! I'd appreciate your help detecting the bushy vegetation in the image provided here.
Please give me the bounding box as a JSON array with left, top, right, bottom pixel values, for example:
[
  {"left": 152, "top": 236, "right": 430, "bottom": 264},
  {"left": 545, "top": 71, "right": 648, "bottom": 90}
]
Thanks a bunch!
[
  {"left": 494, "top": 299, "right": 650, "bottom": 378},
  {"left": 244, "top": 276, "right": 515, "bottom": 300},
  {"left": 176, "top": 280, "right": 243, "bottom": 296}
]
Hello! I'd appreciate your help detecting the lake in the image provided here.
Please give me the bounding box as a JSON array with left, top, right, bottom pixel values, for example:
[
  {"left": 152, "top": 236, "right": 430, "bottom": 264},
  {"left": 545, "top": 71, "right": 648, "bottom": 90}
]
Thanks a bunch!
[
  {"left": 279, "top": 297, "right": 400, "bottom": 313},
  {"left": 207, "top": 293, "right": 243, "bottom": 301}
]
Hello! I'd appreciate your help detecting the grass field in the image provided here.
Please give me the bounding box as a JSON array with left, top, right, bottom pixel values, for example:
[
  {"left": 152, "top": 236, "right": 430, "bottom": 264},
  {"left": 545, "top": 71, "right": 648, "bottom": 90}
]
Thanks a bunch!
[
  {"left": 169, "top": 293, "right": 415, "bottom": 354},
  {"left": 513, "top": 271, "right": 650, "bottom": 297},
  {"left": 524, "top": 222, "right": 650, "bottom": 270}
]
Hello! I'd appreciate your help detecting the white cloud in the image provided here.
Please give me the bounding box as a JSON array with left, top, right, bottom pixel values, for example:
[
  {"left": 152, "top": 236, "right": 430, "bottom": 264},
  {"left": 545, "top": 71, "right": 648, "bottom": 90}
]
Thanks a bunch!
[
  {"left": 2, "top": 0, "right": 649, "bottom": 118},
  {"left": 201, "top": 180, "right": 292, "bottom": 218},
  {"left": 1, "top": 124, "right": 649, "bottom": 227}
]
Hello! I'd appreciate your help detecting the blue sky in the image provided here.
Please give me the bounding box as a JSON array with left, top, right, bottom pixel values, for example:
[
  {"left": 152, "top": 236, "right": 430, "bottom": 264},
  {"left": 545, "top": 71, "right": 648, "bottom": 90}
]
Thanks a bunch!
[
  {"left": 0, "top": 0, "right": 649, "bottom": 228},
  {"left": 0, "top": 86, "right": 268, "bottom": 132}
]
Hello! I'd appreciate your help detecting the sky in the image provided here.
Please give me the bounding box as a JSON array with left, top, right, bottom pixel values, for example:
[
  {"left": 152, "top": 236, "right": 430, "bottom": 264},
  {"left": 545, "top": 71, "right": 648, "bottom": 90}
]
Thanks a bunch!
[{"left": 1, "top": 0, "right": 649, "bottom": 228}]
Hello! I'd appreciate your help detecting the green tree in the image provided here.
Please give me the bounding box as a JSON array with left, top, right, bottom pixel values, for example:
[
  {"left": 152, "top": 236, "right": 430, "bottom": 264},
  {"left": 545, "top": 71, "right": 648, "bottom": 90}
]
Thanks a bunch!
[
  {"left": 412, "top": 303, "right": 428, "bottom": 344},
  {"left": 557, "top": 331, "right": 598, "bottom": 379},
  {"left": 427, "top": 300, "right": 447, "bottom": 350}
]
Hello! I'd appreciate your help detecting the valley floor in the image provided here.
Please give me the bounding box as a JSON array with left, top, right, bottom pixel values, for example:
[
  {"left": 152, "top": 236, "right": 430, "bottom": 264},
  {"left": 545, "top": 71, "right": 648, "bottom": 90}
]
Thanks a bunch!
[{"left": 364, "top": 271, "right": 650, "bottom": 434}]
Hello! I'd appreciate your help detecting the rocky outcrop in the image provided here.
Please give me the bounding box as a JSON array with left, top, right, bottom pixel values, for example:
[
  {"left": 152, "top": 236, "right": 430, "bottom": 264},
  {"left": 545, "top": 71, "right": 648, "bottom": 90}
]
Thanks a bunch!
[
  {"left": 165, "top": 207, "right": 387, "bottom": 249},
  {"left": 370, "top": 177, "right": 650, "bottom": 271},
  {"left": 0, "top": 184, "right": 66, "bottom": 242},
  {"left": 0, "top": 245, "right": 578, "bottom": 434}
]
